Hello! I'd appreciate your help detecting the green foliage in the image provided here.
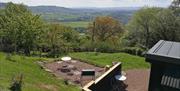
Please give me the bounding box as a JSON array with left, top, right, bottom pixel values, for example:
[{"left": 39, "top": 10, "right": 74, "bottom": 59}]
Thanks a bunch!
[
  {"left": 169, "top": 0, "right": 180, "bottom": 16},
  {"left": 96, "top": 42, "right": 112, "bottom": 52},
  {"left": 0, "top": 2, "right": 44, "bottom": 55},
  {"left": 126, "top": 7, "right": 161, "bottom": 48},
  {"left": 0, "top": 2, "right": 179, "bottom": 56},
  {"left": 121, "top": 47, "right": 145, "bottom": 56},
  {"left": 43, "top": 23, "right": 80, "bottom": 57},
  {"left": 84, "top": 16, "right": 125, "bottom": 52},
  {"left": 88, "top": 16, "right": 125, "bottom": 42},
  {"left": 70, "top": 52, "right": 149, "bottom": 70},
  {"left": 127, "top": 7, "right": 180, "bottom": 48},
  {"left": 151, "top": 9, "right": 180, "bottom": 43},
  {"left": 0, "top": 3, "right": 83, "bottom": 57},
  {"left": 94, "top": 41, "right": 121, "bottom": 53}
]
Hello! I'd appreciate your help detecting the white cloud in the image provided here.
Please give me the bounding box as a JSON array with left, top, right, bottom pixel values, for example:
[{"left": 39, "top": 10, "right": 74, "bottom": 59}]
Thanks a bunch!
[{"left": 1, "top": 0, "right": 172, "bottom": 7}]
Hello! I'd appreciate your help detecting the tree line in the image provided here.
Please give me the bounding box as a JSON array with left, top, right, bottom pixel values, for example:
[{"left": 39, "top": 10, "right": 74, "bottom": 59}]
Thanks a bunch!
[
  {"left": 0, "top": 3, "right": 79, "bottom": 57},
  {"left": 126, "top": 1, "right": 180, "bottom": 49},
  {"left": 0, "top": 1, "right": 179, "bottom": 57}
]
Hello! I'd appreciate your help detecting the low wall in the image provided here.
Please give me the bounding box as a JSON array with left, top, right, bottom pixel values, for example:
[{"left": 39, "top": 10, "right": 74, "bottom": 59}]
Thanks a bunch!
[{"left": 82, "top": 62, "right": 122, "bottom": 91}]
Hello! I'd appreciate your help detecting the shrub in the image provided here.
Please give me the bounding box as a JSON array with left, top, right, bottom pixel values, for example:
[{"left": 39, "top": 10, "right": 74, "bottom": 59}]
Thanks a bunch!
[
  {"left": 6, "top": 53, "right": 16, "bottom": 62},
  {"left": 9, "top": 74, "right": 23, "bottom": 91},
  {"left": 96, "top": 42, "right": 111, "bottom": 52},
  {"left": 121, "top": 47, "right": 145, "bottom": 56}
]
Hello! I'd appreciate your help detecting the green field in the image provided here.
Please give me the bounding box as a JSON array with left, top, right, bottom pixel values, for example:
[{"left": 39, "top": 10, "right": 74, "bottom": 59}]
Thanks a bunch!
[
  {"left": 70, "top": 52, "right": 150, "bottom": 70},
  {"left": 0, "top": 52, "right": 79, "bottom": 91},
  {"left": 62, "top": 21, "right": 90, "bottom": 28},
  {"left": 40, "top": 13, "right": 90, "bottom": 28},
  {"left": 40, "top": 13, "right": 80, "bottom": 22}
]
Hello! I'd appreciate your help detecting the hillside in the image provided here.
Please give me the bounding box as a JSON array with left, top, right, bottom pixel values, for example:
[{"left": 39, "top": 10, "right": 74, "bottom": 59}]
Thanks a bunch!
[
  {"left": 32, "top": 7, "right": 138, "bottom": 24},
  {"left": 0, "top": 2, "right": 6, "bottom": 8},
  {"left": 0, "top": 2, "right": 139, "bottom": 24},
  {"left": 0, "top": 52, "right": 79, "bottom": 91},
  {"left": 29, "top": 6, "right": 75, "bottom": 13}
]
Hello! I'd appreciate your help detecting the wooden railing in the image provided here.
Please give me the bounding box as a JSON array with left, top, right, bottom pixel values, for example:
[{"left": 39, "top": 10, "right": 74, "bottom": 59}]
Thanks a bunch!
[{"left": 82, "top": 62, "right": 122, "bottom": 91}]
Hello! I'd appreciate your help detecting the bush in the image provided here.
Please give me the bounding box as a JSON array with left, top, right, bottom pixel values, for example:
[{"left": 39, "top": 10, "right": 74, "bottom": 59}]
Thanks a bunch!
[
  {"left": 6, "top": 53, "right": 16, "bottom": 62},
  {"left": 6, "top": 53, "right": 12, "bottom": 61},
  {"left": 9, "top": 74, "right": 23, "bottom": 91},
  {"left": 121, "top": 47, "right": 145, "bottom": 56},
  {"left": 95, "top": 42, "right": 120, "bottom": 53},
  {"left": 96, "top": 42, "right": 111, "bottom": 52}
]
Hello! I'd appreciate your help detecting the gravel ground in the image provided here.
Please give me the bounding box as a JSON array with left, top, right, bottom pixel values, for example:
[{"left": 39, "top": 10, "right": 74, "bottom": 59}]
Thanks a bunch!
[{"left": 125, "top": 69, "right": 150, "bottom": 91}]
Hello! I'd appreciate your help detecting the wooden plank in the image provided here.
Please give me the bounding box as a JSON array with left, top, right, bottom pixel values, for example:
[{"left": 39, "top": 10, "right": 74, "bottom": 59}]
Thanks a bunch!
[
  {"left": 94, "top": 62, "right": 121, "bottom": 84},
  {"left": 178, "top": 79, "right": 180, "bottom": 89},
  {"left": 173, "top": 78, "right": 178, "bottom": 88},
  {"left": 170, "top": 77, "right": 174, "bottom": 87},
  {"left": 82, "top": 81, "right": 94, "bottom": 91},
  {"left": 161, "top": 75, "right": 180, "bottom": 89},
  {"left": 167, "top": 76, "right": 171, "bottom": 86},
  {"left": 161, "top": 75, "right": 165, "bottom": 85},
  {"left": 164, "top": 76, "right": 168, "bottom": 85}
]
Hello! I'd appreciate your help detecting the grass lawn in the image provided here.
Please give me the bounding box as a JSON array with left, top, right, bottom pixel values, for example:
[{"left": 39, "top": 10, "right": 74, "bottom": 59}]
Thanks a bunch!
[
  {"left": 0, "top": 52, "right": 79, "bottom": 91},
  {"left": 69, "top": 52, "right": 150, "bottom": 70},
  {"left": 0, "top": 52, "right": 150, "bottom": 91},
  {"left": 62, "top": 21, "right": 89, "bottom": 28}
]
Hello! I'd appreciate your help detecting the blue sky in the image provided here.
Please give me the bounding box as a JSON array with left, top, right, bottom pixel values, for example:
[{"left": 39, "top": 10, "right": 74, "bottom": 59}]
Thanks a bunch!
[{"left": 1, "top": 0, "right": 172, "bottom": 8}]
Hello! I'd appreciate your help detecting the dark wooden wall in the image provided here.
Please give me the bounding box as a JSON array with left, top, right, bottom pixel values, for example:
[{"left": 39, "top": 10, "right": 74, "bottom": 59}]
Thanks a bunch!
[
  {"left": 89, "top": 64, "right": 121, "bottom": 91},
  {"left": 148, "top": 62, "right": 180, "bottom": 91}
]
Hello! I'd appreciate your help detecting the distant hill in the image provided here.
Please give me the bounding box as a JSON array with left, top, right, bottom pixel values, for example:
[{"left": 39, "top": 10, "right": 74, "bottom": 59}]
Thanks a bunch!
[
  {"left": 29, "top": 6, "right": 139, "bottom": 24},
  {"left": 0, "top": 2, "right": 140, "bottom": 24},
  {"left": 0, "top": 2, "right": 6, "bottom": 8},
  {"left": 29, "top": 6, "right": 76, "bottom": 13}
]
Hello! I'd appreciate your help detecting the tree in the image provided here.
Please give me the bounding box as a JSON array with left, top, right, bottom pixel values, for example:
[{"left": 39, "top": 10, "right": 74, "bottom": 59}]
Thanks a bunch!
[
  {"left": 0, "top": 2, "right": 44, "bottom": 55},
  {"left": 88, "top": 16, "right": 124, "bottom": 42},
  {"left": 127, "top": 7, "right": 180, "bottom": 48},
  {"left": 127, "top": 7, "right": 161, "bottom": 48},
  {"left": 152, "top": 9, "right": 180, "bottom": 43},
  {"left": 169, "top": 0, "right": 180, "bottom": 16},
  {"left": 46, "top": 24, "right": 79, "bottom": 57},
  {"left": 169, "top": 0, "right": 180, "bottom": 41},
  {"left": 46, "top": 24, "right": 63, "bottom": 57}
]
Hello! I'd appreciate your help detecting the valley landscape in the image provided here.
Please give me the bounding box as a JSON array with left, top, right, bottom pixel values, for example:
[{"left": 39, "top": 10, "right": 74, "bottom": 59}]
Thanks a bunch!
[
  {"left": 0, "top": 1, "right": 179, "bottom": 91},
  {"left": 0, "top": 2, "right": 139, "bottom": 32}
]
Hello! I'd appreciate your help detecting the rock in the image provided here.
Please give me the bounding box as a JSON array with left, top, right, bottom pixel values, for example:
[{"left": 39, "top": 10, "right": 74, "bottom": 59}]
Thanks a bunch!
[
  {"left": 45, "top": 69, "right": 52, "bottom": 72},
  {"left": 57, "top": 61, "right": 62, "bottom": 64},
  {"left": 71, "top": 60, "right": 77, "bottom": 63}
]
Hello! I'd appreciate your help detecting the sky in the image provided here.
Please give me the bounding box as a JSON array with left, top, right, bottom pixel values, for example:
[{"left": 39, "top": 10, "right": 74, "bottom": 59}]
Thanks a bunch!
[{"left": 1, "top": 0, "right": 173, "bottom": 8}]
